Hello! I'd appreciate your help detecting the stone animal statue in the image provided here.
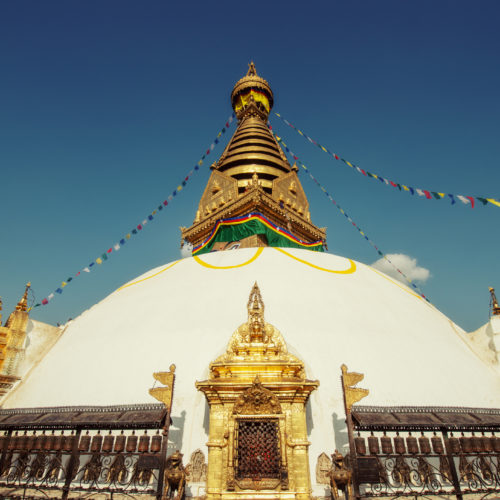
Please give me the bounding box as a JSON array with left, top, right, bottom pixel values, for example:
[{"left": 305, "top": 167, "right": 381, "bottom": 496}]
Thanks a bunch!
[
  {"left": 330, "top": 450, "right": 353, "bottom": 500},
  {"left": 163, "top": 450, "right": 186, "bottom": 500}
]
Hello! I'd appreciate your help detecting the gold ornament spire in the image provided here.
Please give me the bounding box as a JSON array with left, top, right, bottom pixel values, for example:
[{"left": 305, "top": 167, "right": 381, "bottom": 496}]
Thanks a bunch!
[
  {"left": 489, "top": 287, "right": 500, "bottom": 316},
  {"left": 16, "top": 283, "right": 31, "bottom": 312}
]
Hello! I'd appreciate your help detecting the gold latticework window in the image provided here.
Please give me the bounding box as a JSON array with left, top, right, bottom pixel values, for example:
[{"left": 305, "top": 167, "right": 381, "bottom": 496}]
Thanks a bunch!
[{"left": 235, "top": 419, "right": 280, "bottom": 479}]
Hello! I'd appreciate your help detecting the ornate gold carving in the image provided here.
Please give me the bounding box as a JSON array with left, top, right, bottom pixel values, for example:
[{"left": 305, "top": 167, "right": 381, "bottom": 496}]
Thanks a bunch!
[
  {"left": 235, "top": 477, "right": 281, "bottom": 490},
  {"left": 213, "top": 283, "right": 302, "bottom": 375},
  {"left": 164, "top": 450, "right": 186, "bottom": 500},
  {"left": 341, "top": 364, "right": 369, "bottom": 412},
  {"left": 149, "top": 364, "right": 176, "bottom": 410},
  {"left": 316, "top": 452, "right": 332, "bottom": 485},
  {"left": 185, "top": 449, "right": 207, "bottom": 483},
  {"left": 233, "top": 377, "right": 281, "bottom": 415}
]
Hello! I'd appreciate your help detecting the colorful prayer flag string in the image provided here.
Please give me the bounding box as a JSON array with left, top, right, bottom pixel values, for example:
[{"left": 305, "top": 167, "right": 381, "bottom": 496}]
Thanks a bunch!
[
  {"left": 31, "top": 113, "right": 235, "bottom": 310},
  {"left": 274, "top": 112, "right": 500, "bottom": 210},
  {"left": 274, "top": 133, "right": 431, "bottom": 303}
]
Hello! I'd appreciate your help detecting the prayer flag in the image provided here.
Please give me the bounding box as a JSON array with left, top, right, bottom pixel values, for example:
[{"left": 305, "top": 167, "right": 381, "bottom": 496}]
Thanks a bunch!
[
  {"left": 56, "top": 288, "right": 63, "bottom": 294},
  {"left": 487, "top": 198, "right": 500, "bottom": 207}
]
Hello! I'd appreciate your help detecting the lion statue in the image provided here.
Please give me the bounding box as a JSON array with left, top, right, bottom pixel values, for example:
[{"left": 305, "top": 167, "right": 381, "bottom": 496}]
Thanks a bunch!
[
  {"left": 330, "top": 450, "right": 352, "bottom": 500},
  {"left": 163, "top": 450, "right": 186, "bottom": 500}
]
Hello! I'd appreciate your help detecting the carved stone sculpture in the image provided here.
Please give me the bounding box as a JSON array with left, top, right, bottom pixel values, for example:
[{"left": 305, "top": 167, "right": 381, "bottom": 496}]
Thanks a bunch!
[
  {"left": 316, "top": 452, "right": 332, "bottom": 485},
  {"left": 186, "top": 449, "right": 207, "bottom": 483}
]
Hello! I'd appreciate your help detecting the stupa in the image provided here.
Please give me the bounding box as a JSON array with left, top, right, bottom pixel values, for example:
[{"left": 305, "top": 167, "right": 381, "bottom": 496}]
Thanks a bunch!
[{"left": 0, "top": 64, "right": 499, "bottom": 500}]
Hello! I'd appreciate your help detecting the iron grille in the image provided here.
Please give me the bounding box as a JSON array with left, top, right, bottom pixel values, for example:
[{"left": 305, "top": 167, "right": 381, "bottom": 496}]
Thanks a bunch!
[{"left": 236, "top": 420, "right": 280, "bottom": 479}]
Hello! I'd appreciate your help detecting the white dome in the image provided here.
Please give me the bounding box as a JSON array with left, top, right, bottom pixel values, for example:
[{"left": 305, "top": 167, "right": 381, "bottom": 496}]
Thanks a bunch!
[{"left": 4, "top": 247, "right": 500, "bottom": 478}]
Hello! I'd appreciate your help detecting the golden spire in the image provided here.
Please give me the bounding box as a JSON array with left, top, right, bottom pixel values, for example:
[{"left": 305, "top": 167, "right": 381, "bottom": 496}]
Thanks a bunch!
[
  {"left": 181, "top": 64, "right": 326, "bottom": 252},
  {"left": 247, "top": 282, "right": 265, "bottom": 342},
  {"left": 16, "top": 282, "right": 31, "bottom": 312},
  {"left": 489, "top": 287, "right": 500, "bottom": 316}
]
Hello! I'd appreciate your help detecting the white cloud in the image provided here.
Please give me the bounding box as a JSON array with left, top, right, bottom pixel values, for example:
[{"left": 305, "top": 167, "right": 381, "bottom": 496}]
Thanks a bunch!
[
  {"left": 180, "top": 242, "right": 193, "bottom": 258},
  {"left": 371, "top": 253, "right": 430, "bottom": 285}
]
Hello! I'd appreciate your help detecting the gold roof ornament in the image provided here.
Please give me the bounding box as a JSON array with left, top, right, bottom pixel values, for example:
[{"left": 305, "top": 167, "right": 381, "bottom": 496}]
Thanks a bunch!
[
  {"left": 149, "top": 363, "right": 176, "bottom": 409},
  {"left": 489, "top": 287, "right": 500, "bottom": 316},
  {"left": 341, "top": 364, "right": 369, "bottom": 412},
  {"left": 16, "top": 283, "right": 31, "bottom": 312}
]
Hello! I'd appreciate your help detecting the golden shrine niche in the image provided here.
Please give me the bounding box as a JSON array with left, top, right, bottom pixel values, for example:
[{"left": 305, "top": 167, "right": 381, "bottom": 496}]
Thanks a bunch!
[{"left": 196, "top": 283, "right": 319, "bottom": 500}]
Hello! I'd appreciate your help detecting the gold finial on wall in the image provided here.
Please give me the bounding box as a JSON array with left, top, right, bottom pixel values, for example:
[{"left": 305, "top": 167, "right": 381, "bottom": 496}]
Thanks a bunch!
[{"left": 489, "top": 287, "right": 500, "bottom": 316}]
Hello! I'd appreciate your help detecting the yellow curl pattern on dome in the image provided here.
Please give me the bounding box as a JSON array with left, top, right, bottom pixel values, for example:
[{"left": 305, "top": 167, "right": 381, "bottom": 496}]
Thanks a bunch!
[
  {"left": 115, "top": 259, "right": 182, "bottom": 291},
  {"left": 273, "top": 248, "right": 356, "bottom": 274},
  {"left": 193, "top": 247, "right": 264, "bottom": 269}
]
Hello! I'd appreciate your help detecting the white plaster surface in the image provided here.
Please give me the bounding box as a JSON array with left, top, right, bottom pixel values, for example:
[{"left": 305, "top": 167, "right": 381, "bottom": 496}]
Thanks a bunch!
[
  {"left": 20, "top": 319, "right": 64, "bottom": 379},
  {"left": 3, "top": 247, "right": 500, "bottom": 487}
]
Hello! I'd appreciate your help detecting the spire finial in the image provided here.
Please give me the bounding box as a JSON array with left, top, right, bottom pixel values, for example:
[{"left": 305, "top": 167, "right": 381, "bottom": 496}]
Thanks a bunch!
[
  {"left": 489, "top": 287, "right": 500, "bottom": 316},
  {"left": 16, "top": 282, "right": 31, "bottom": 312},
  {"left": 247, "top": 282, "right": 265, "bottom": 341},
  {"left": 247, "top": 61, "right": 257, "bottom": 76}
]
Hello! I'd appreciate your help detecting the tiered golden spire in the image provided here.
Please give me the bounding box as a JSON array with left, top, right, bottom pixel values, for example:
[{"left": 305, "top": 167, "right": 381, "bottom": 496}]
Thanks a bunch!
[
  {"left": 181, "top": 63, "right": 326, "bottom": 251},
  {"left": 15, "top": 282, "right": 31, "bottom": 312}
]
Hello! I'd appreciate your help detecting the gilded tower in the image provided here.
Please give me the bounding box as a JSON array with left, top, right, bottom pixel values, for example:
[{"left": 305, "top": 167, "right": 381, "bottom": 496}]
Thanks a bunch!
[
  {"left": 182, "top": 63, "right": 326, "bottom": 255},
  {"left": 197, "top": 283, "right": 319, "bottom": 500}
]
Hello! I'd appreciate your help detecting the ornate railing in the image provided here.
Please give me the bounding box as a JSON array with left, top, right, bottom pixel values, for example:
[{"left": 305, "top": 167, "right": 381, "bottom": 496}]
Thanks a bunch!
[
  {"left": 348, "top": 406, "right": 500, "bottom": 499},
  {"left": 0, "top": 403, "right": 171, "bottom": 499}
]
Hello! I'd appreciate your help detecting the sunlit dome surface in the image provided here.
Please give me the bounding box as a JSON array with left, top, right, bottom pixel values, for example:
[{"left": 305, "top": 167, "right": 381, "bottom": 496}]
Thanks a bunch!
[{"left": 5, "top": 247, "right": 500, "bottom": 475}]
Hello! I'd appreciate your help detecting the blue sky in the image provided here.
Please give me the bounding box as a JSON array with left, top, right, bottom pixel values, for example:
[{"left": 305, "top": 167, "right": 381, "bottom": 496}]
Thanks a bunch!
[{"left": 1, "top": 1, "right": 499, "bottom": 331}]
